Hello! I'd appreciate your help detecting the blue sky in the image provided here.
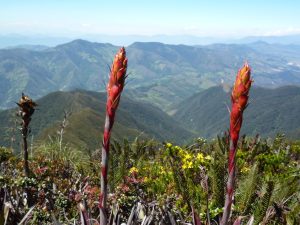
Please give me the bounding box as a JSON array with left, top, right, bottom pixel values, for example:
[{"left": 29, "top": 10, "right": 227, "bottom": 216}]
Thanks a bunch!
[{"left": 0, "top": 0, "right": 299, "bottom": 37}]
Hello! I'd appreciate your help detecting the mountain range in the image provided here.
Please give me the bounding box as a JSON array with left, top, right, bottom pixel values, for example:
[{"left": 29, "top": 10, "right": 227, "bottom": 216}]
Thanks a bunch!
[
  {"left": 1, "top": 34, "right": 300, "bottom": 47},
  {"left": 0, "top": 39, "right": 300, "bottom": 111},
  {"left": 1, "top": 86, "right": 299, "bottom": 151},
  {"left": 0, "top": 90, "right": 194, "bottom": 151},
  {"left": 0, "top": 39, "right": 300, "bottom": 149},
  {"left": 173, "top": 85, "right": 300, "bottom": 139}
]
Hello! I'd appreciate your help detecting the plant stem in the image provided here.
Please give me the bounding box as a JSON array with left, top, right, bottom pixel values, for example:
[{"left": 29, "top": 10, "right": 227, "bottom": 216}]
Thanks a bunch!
[
  {"left": 23, "top": 133, "right": 29, "bottom": 177},
  {"left": 100, "top": 114, "right": 113, "bottom": 224},
  {"left": 220, "top": 139, "right": 237, "bottom": 225}
]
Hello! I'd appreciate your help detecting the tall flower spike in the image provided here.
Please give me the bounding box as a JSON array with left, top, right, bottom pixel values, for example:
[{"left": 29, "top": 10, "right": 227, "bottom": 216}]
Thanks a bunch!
[
  {"left": 100, "top": 47, "right": 127, "bottom": 225},
  {"left": 106, "top": 47, "right": 127, "bottom": 118},
  {"left": 221, "top": 63, "right": 252, "bottom": 225},
  {"left": 230, "top": 62, "right": 251, "bottom": 146}
]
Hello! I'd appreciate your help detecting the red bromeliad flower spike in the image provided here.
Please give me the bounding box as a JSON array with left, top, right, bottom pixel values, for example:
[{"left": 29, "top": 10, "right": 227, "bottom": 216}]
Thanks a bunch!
[
  {"left": 100, "top": 47, "right": 127, "bottom": 225},
  {"left": 221, "top": 63, "right": 252, "bottom": 225}
]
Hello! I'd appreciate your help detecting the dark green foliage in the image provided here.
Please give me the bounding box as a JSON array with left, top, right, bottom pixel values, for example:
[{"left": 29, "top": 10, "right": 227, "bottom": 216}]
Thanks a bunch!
[
  {"left": 210, "top": 136, "right": 227, "bottom": 209},
  {"left": 234, "top": 134, "right": 300, "bottom": 224},
  {"left": 253, "top": 181, "right": 274, "bottom": 225},
  {"left": 0, "top": 136, "right": 299, "bottom": 224},
  {"left": 109, "top": 139, "right": 134, "bottom": 192},
  {"left": 235, "top": 164, "right": 261, "bottom": 215},
  {"left": 0, "top": 147, "right": 13, "bottom": 163},
  {"left": 109, "top": 138, "right": 160, "bottom": 193},
  {"left": 166, "top": 145, "right": 192, "bottom": 209}
]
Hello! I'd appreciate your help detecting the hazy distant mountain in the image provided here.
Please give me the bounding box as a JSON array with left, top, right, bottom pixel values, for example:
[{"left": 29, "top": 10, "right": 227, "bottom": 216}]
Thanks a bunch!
[
  {"left": 0, "top": 39, "right": 300, "bottom": 110},
  {"left": 0, "top": 34, "right": 72, "bottom": 48},
  {"left": 5, "top": 45, "right": 49, "bottom": 51},
  {"left": 0, "top": 34, "right": 233, "bottom": 47},
  {"left": 0, "top": 90, "right": 194, "bottom": 150},
  {"left": 1, "top": 33, "right": 300, "bottom": 48},
  {"left": 173, "top": 85, "right": 300, "bottom": 139},
  {"left": 238, "top": 34, "right": 300, "bottom": 45}
]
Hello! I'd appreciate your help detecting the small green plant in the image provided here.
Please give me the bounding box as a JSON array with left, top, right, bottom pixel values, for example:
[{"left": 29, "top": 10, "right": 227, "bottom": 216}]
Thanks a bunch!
[{"left": 0, "top": 147, "right": 13, "bottom": 163}]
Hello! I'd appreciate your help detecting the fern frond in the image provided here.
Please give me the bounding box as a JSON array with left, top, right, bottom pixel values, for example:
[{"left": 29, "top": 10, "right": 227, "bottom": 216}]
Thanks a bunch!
[
  {"left": 253, "top": 181, "right": 274, "bottom": 225},
  {"left": 210, "top": 141, "right": 226, "bottom": 209},
  {"left": 236, "top": 163, "right": 261, "bottom": 215}
]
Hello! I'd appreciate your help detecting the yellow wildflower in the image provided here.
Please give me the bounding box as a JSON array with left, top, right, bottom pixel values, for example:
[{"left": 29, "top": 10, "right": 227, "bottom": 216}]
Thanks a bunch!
[
  {"left": 159, "top": 166, "right": 166, "bottom": 175},
  {"left": 175, "top": 146, "right": 185, "bottom": 157},
  {"left": 129, "top": 167, "right": 139, "bottom": 174},
  {"left": 166, "top": 143, "right": 172, "bottom": 148},
  {"left": 182, "top": 161, "right": 193, "bottom": 169},
  {"left": 184, "top": 153, "right": 192, "bottom": 160},
  {"left": 240, "top": 166, "right": 250, "bottom": 173},
  {"left": 196, "top": 153, "right": 205, "bottom": 163}
]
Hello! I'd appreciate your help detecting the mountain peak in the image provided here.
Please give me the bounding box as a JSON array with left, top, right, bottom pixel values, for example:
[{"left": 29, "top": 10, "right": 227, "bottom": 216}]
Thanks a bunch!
[
  {"left": 56, "top": 39, "right": 93, "bottom": 48},
  {"left": 129, "top": 41, "right": 166, "bottom": 48}
]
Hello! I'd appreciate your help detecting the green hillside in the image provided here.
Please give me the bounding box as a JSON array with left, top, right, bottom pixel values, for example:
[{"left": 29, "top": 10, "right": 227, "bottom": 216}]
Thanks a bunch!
[
  {"left": 1, "top": 40, "right": 300, "bottom": 110},
  {"left": 173, "top": 85, "right": 300, "bottom": 138},
  {"left": 0, "top": 40, "right": 118, "bottom": 109},
  {"left": 0, "top": 90, "right": 194, "bottom": 150}
]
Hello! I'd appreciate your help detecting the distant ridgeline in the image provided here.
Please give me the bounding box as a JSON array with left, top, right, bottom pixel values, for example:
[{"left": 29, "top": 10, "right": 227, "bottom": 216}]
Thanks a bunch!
[
  {"left": 1, "top": 86, "right": 300, "bottom": 151},
  {"left": 1, "top": 40, "right": 300, "bottom": 111}
]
